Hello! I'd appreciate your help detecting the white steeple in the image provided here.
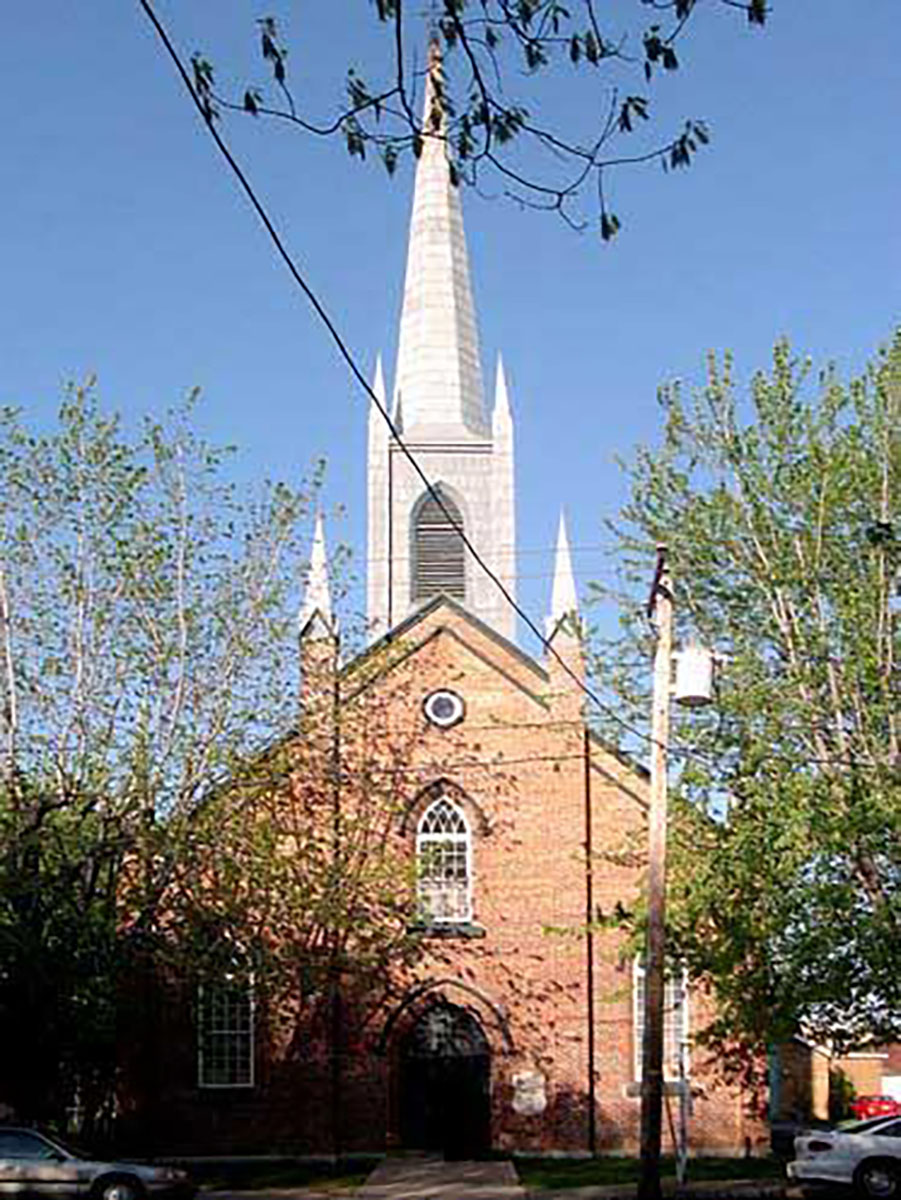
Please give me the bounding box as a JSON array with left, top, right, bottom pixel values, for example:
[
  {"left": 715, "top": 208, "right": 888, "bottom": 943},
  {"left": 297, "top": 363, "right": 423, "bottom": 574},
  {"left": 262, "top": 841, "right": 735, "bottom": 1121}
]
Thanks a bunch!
[
  {"left": 367, "top": 357, "right": 388, "bottom": 638},
  {"left": 366, "top": 44, "right": 516, "bottom": 643},
  {"left": 369, "top": 353, "right": 387, "bottom": 435},
  {"left": 490, "top": 354, "right": 516, "bottom": 638},
  {"left": 492, "top": 353, "right": 512, "bottom": 434},
  {"left": 299, "top": 511, "right": 334, "bottom": 638},
  {"left": 393, "top": 40, "right": 488, "bottom": 438},
  {"left": 547, "top": 511, "right": 578, "bottom": 636}
]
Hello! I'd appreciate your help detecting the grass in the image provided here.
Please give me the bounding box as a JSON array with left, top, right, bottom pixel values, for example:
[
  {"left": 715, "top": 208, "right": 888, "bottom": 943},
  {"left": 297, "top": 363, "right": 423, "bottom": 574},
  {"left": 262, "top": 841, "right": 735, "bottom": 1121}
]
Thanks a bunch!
[
  {"left": 194, "top": 1153, "right": 785, "bottom": 1194},
  {"left": 514, "top": 1155, "right": 785, "bottom": 1191},
  {"left": 197, "top": 1157, "right": 378, "bottom": 1193}
]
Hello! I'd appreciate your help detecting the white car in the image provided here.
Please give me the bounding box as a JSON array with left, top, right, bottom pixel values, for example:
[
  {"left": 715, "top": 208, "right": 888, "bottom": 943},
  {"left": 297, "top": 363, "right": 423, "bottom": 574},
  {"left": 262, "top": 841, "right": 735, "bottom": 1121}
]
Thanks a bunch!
[
  {"left": 0, "top": 1127, "right": 194, "bottom": 1200},
  {"left": 788, "top": 1114, "right": 901, "bottom": 1197}
]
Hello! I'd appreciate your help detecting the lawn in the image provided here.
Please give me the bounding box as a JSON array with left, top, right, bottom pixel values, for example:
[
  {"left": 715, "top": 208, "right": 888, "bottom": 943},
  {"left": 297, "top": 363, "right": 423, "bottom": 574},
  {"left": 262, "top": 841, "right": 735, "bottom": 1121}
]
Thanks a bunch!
[
  {"left": 514, "top": 1155, "right": 784, "bottom": 1191},
  {"left": 197, "top": 1157, "right": 377, "bottom": 1193}
]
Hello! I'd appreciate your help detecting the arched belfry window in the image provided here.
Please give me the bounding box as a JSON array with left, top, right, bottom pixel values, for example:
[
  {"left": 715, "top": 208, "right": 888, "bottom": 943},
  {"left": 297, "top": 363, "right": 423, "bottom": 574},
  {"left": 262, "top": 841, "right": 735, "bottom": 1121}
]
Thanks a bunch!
[
  {"left": 416, "top": 796, "right": 472, "bottom": 924},
  {"left": 411, "top": 487, "right": 466, "bottom": 603}
]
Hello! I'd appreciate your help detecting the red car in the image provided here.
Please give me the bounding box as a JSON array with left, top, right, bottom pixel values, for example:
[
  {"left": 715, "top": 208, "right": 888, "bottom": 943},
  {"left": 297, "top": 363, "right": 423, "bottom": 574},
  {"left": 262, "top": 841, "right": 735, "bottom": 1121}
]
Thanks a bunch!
[{"left": 849, "top": 1094, "right": 901, "bottom": 1120}]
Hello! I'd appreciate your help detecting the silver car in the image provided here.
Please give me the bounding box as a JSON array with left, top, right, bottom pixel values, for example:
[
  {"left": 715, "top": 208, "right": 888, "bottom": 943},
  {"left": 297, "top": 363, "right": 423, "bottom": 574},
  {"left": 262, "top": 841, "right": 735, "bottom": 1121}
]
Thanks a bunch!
[
  {"left": 0, "top": 1127, "right": 194, "bottom": 1200},
  {"left": 788, "top": 1114, "right": 901, "bottom": 1198}
]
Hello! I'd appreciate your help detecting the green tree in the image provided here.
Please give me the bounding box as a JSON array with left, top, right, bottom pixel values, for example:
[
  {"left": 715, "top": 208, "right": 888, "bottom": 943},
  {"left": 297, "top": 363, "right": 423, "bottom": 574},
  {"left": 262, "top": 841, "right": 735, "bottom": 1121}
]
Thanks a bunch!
[
  {"left": 0, "top": 385, "right": 315, "bottom": 1127},
  {"left": 0, "top": 387, "right": 427, "bottom": 1133},
  {"left": 595, "top": 333, "right": 900, "bottom": 1070}
]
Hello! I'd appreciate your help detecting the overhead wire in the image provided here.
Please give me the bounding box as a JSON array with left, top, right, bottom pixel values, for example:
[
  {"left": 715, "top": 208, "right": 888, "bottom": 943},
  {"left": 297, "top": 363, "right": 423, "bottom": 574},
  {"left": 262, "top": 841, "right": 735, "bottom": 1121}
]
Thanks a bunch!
[
  {"left": 137, "top": 1, "right": 897, "bottom": 779},
  {"left": 137, "top": 0, "right": 676, "bottom": 760}
]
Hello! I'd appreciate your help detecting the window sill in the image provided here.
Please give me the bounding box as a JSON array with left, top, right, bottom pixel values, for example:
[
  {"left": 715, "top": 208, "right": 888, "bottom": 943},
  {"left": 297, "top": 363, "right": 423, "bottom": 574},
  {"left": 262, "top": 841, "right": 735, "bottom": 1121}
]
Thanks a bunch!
[
  {"left": 197, "top": 1082, "right": 256, "bottom": 1091},
  {"left": 410, "top": 921, "right": 487, "bottom": 940}
]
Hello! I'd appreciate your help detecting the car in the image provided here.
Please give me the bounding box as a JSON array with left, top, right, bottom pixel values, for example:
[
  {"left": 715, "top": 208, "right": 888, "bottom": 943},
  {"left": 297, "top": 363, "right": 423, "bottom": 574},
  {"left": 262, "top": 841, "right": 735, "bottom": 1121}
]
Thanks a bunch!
[
  {"left": 788, "top": 1114, "right": 901, "bottom": 1198},
  {"left": 0, "top": 1126, "right": 194, "bottom": 1200},
  {"left": 852, "top": 1096, "right": 901, "bottom": 1121}
]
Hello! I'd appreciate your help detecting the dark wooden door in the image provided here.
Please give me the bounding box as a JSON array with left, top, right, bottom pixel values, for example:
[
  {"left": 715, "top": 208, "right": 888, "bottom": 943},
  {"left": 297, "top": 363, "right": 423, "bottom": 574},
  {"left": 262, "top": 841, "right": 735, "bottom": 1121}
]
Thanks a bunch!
[{"left": 399, "top": 1000, "right": 490, "bottom": 1158}]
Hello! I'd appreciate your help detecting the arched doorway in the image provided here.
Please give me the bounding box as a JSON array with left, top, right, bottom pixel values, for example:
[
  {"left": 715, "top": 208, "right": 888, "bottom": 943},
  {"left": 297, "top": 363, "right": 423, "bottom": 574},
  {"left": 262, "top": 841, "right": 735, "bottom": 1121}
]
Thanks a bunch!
[{"left": 398, "top": 999, "right": 491, "bottom": 1159}]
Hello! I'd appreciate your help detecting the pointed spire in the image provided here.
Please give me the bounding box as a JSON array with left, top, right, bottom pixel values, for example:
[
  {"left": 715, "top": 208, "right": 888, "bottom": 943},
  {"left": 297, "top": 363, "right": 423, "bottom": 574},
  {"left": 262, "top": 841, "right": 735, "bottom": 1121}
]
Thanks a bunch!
[
  {"left": 393, "top": 39, "right": 487, "bottom": 438},
  {"left": 371, "top": 354, "right": 386, "bottom": 416},
  {"left": 299, "top": 512, "right": 334, "bottom": 638},
  {"left": 369, "top": 354, "right": 387, "bottom": 446},
  {"left": 493, "top": 354, "right": 512, "bottom": 432},
  {"left": 546, "top": 511, "right": 578, "bottom": 636}
]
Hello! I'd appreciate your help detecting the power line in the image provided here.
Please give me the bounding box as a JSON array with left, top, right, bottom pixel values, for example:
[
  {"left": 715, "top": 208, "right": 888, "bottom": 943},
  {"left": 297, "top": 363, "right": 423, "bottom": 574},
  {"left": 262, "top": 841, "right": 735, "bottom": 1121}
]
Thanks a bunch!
[
  {"left": 137, "top": 0, "right": 667, "bottom": 759},
  {"left": 136, "top": 3, "right": 898, "bottom": 781}
]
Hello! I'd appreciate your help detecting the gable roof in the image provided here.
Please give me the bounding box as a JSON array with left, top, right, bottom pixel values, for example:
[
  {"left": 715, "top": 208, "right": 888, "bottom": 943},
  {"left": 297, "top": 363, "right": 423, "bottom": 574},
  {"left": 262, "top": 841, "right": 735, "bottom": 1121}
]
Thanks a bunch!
[{"left": 350, "top": 592, "right": 549, "bottom": 686}]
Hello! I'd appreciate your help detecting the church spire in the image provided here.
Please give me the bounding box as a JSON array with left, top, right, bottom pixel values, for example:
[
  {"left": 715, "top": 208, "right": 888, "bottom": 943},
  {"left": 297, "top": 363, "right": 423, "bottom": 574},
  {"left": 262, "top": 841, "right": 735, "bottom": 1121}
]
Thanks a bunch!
[
  {"left": 299, "top": 511, "right": 334, "bottom": 638},
  {"left": 369, "top": 353, "right": 386, "bottom": 437},
  {"left": 547, "top": 511, "right": 578, "bottom": 636},
  {"left": 393, "top": 40, "right": 487, "bottom": 438}
]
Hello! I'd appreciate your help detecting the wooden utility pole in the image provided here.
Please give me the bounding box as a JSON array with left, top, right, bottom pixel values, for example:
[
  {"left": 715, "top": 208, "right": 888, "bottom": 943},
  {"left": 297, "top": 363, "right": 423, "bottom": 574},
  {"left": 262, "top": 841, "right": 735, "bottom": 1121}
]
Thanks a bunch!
[{"left": 638, "top": 545, "right": 673, "bottom": 1200}]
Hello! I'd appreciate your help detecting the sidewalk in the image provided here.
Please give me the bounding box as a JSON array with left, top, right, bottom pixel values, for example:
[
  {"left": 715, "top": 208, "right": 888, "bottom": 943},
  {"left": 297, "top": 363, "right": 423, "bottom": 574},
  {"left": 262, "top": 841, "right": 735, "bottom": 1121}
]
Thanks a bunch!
[
  {"left": 358, "top": 1156, "right": 526, "bottom": 1199},
  {"left": 201, "top": 1158, "right": 800, "bottom": 1200}
]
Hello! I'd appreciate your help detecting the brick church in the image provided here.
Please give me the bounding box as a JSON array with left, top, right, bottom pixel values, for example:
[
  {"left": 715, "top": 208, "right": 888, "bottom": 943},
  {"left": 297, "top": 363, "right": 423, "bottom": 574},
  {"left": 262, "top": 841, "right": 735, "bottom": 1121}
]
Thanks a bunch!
[{"left": 129, "top": 55, "right": 764, "bottom": 1160}]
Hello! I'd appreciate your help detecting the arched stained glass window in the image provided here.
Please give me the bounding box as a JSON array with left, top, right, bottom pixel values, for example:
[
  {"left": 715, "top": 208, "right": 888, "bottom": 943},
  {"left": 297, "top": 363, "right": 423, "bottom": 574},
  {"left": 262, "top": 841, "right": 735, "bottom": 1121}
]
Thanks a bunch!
[
  {"left": 411, "top": 488, "right": 466, "bottom": 603},
  {"left": 416, "top": 796, "right": 472, "bottom": 923}
]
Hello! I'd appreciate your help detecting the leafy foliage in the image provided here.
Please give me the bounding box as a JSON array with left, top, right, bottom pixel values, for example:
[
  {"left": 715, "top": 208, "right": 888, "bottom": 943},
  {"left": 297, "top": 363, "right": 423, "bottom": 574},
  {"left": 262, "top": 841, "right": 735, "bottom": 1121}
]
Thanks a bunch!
[
  {"left": 190, "top": 1, "right": 768, "bottom": 240},
  {"left": 0, "top": 388, "right": 425, "bottom": 1132},
  {"left": 594, "top": 333, "right": 901, "bottom": 1060},
  {"left": 0, "top": 385, "right": 316, "bottom": 1126}
]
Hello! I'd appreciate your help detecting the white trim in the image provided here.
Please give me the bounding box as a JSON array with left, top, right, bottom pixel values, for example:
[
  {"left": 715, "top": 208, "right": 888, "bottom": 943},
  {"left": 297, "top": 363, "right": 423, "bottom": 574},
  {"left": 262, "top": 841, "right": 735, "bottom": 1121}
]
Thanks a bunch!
[
  {"left": 197, "top": 977, "right": 256, "bottom": 1089},
  {"left": 416, "top": 794, "right": 473, "bottom": 924},
  {"left": 633, "top": 958, "right": 690, "bottom": 1083},
  {"left": 423, "top": 689, "right": 465, "bottom": 729}
]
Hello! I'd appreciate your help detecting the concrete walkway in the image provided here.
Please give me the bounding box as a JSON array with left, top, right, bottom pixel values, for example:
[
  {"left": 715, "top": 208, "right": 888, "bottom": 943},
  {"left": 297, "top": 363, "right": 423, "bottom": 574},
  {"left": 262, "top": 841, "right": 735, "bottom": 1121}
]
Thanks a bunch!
[
  {"left": 357, "top": 1156, "right": 526, "bottom": 1200},
  {"left": 201, "top": 1160, "right": 799, "bottom": 1200}
]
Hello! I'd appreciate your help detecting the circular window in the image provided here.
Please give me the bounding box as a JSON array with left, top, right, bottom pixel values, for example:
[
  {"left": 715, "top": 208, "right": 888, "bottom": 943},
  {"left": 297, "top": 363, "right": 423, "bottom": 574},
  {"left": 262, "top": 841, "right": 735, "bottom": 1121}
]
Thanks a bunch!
[{"left": 423, "top": 689, "right": 465, "bottom": 729}]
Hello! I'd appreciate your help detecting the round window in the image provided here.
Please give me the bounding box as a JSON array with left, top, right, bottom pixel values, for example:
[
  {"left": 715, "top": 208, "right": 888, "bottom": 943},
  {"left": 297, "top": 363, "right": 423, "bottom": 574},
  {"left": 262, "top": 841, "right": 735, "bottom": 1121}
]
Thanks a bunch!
[{"left": 423, "top": 689, "right": 465, "bottom": 729}]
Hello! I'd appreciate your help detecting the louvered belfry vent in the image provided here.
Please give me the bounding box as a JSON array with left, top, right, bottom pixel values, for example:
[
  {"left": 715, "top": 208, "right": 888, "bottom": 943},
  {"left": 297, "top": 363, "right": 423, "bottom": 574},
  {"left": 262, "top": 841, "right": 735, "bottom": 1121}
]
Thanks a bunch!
[{"left": 412, "top": 488, "right": 466, "bottom": 603}]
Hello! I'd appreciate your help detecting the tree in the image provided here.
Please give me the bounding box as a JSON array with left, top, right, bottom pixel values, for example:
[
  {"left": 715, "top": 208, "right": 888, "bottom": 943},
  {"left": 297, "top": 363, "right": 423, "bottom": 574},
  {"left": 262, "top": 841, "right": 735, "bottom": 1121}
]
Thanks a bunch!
[
  {"left": 0, "top": 386, "right": 425, "bottom": 1133},
  {"left": 593, "top": 332, "right": 900, "bottom": 1072},
  {"left": 0, "top": 385, "right": 313, "bottom": 1126},
  {"left": 183, "top": 0, "right": 768, "bottom": 240}
]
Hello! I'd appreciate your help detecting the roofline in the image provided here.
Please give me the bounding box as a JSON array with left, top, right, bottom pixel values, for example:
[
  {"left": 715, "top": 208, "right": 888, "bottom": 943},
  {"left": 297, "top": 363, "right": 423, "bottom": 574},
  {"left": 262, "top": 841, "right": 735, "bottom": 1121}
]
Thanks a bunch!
[
  {"left": 587, "top": 725, "right": 649, "bottom": 780},
  {"left": 356, "top": 593, "right": 549, "bottom": 683}
]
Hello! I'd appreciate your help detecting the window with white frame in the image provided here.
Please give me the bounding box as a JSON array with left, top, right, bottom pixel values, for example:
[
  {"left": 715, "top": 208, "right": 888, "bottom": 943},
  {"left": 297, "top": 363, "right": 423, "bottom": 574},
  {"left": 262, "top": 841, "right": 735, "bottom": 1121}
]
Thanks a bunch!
[
  {"left": 633, "top": 959, "right": 689, "bottom": 1082},
  {"left": 416, "top": 795, "right": 472, "bottom": 924},
  {"left": 198, "top": 977, "right": 254, "bottom": 1088}
]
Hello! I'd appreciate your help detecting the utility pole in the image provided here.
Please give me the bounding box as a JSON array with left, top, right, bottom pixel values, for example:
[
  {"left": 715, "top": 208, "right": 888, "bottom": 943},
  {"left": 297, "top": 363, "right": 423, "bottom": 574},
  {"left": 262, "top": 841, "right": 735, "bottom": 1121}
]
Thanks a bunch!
[{"left": 638, "top": 545, "right": 673, "bottom": 1200}]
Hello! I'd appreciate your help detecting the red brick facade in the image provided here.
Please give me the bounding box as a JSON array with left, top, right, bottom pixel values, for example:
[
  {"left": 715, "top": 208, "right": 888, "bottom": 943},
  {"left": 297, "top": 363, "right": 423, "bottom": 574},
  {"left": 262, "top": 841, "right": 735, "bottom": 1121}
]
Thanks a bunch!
[{"left": 124, "top": 598, "right": 763, "bottom": 1158}]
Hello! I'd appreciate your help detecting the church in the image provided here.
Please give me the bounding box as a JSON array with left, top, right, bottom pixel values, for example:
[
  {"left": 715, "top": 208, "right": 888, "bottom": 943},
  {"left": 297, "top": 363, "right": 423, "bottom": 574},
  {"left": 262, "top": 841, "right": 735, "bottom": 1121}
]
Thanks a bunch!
[{"left": 126, "top": 56, "right": 764, "bottom": 1161}]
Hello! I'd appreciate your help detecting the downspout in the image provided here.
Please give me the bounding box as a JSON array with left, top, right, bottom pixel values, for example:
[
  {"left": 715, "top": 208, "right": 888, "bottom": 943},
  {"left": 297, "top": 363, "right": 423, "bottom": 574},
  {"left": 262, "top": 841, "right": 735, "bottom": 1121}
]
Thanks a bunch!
[
  {"left": 584, "top": 727, "right": 597, "bottom": 1154},
  {"left": 330, "top": 636, "right": 343, "bottom": 1159}
]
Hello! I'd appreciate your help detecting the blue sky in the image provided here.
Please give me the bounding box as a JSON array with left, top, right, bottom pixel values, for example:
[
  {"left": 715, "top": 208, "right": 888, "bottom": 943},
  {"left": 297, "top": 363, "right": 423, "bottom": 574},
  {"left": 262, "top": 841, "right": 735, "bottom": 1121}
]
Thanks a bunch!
[{"left": 3, "top": 2, "right": 899, "bottom": 651}]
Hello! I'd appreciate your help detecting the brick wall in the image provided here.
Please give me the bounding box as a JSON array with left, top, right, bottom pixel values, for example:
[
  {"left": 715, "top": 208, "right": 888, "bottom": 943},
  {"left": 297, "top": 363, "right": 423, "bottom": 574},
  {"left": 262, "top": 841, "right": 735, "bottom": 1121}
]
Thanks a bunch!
[{"left": 123, "top": 603, "right": 763, "bottom": 1157}]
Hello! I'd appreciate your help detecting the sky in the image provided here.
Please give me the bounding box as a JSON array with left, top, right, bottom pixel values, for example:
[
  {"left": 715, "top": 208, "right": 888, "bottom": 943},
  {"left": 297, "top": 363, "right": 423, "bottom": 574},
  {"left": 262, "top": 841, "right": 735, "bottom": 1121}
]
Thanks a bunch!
[{"left": 3, "top": 1, "right": 900, "bottom": 654}]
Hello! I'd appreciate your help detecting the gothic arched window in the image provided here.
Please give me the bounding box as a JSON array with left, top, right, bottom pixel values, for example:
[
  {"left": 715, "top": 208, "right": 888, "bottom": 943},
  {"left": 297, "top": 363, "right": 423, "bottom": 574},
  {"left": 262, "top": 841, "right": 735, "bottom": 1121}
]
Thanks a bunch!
[
  {"left": 416, "top": 796, "right": 472, "bottom": 924},
  {"left": 411, "top": 487, "right": 466, "bottom": 603}
]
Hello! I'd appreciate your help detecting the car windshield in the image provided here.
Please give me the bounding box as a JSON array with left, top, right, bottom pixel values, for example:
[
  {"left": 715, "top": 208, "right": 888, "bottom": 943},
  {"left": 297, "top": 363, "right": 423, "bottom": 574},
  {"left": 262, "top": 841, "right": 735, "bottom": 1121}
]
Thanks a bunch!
[
  {"left": 41, "top": 1134, "right": 90, "bottom": 1160},
  {"left": 837, "top": 1116, "right": 896, "bottom": 1135}
]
